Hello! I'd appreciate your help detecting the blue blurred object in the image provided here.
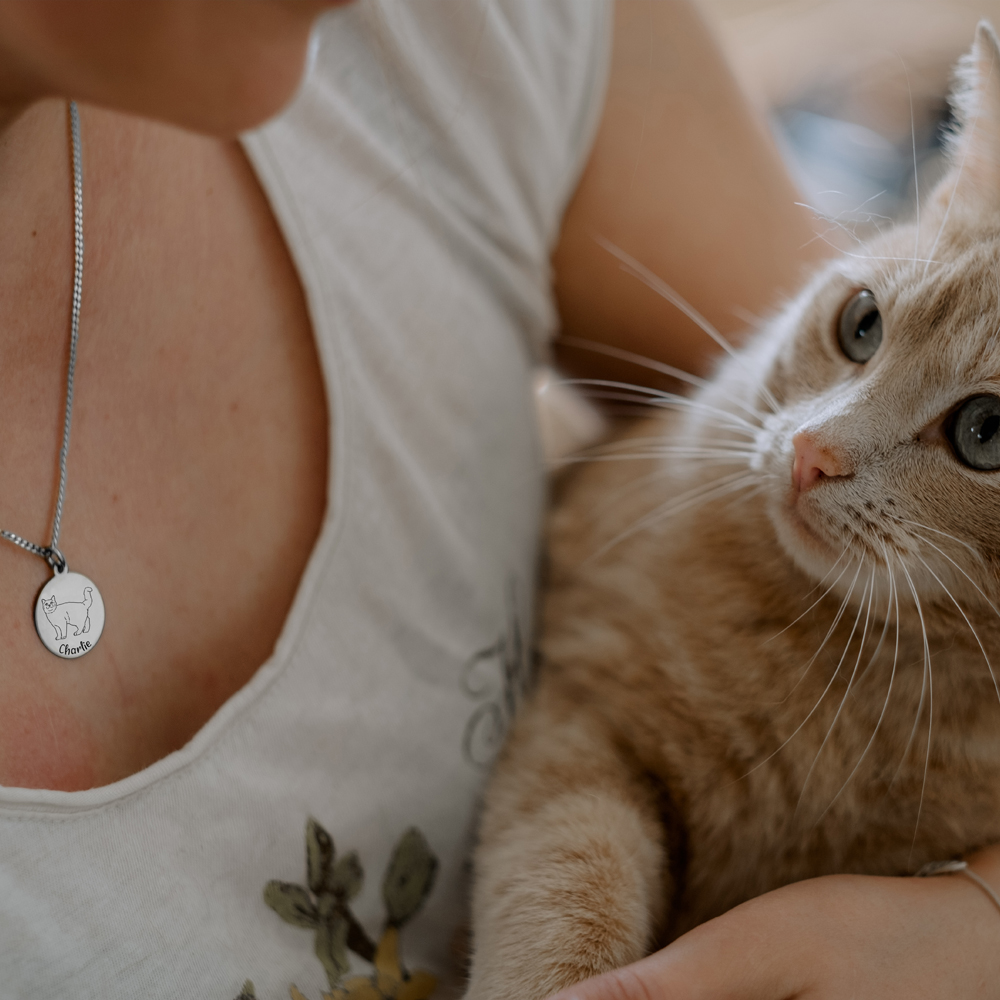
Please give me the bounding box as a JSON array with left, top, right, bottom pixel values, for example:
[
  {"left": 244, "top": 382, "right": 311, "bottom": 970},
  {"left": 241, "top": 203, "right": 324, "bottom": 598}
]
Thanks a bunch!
[{"left": 773, "top": 99, "right": 952, "bottom": 225}]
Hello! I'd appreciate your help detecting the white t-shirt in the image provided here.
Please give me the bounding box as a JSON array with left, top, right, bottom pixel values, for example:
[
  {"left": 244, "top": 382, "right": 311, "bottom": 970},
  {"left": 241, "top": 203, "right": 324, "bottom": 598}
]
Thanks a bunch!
[{"left": 0, "top": 3, "right": 610, "bottom": 997}]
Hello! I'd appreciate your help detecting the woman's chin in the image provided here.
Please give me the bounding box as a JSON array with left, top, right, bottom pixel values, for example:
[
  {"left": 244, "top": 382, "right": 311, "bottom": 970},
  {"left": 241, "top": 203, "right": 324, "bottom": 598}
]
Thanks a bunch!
[{"left": 0, "top": 0, "right": 349, "bottom": 137}]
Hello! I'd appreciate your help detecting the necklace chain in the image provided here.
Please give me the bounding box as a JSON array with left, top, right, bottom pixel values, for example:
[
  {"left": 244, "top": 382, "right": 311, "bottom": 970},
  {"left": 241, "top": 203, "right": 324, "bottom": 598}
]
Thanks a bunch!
[{"left": 0, "top": 101, "right": 83, "bottom": 574}]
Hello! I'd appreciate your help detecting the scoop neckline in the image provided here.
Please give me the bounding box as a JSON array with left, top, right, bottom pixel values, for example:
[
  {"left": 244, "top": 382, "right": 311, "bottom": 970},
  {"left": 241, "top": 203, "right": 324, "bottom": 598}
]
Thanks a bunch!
[{"left": 0, "top": 127, "right": 350, "bottom": 815}]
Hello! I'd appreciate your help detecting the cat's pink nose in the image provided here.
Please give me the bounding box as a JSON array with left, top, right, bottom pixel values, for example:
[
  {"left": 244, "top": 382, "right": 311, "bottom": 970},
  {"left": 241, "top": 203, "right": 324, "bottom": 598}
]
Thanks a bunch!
[{"left": 792, "top": 432, "right": 849, "bottom": 493}]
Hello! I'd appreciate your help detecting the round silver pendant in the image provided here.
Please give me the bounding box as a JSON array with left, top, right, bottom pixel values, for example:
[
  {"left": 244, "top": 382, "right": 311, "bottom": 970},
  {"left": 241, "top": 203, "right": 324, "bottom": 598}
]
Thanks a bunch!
[{"left": 34, "top": 569, "right": 105, "bottom": 659}]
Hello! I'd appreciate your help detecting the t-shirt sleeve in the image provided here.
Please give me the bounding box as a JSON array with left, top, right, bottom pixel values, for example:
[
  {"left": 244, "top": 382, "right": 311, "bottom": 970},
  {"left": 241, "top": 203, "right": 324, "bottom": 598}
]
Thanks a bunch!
[
  {"left": 299, "top": 0, "right": 613, "bottom": 354},
  {"left": 482, "top": 0, "right": 614, "bottom": 249}
]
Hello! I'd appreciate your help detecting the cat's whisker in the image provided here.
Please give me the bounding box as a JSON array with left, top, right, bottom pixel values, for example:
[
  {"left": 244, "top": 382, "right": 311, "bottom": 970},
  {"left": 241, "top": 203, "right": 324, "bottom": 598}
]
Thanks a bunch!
[
  {"left": 624, "top": 472, "right": 758, "bottom": 535},
  {"left": 892, "top": 52, "right": 922, "bottom": 272},
  {"left": 630, "top": 448, "right": 755, "bottom": 462},
  {"left": 565, "top": 378, "right": 763, "bottom": 433},
  {"left": 796, "top": 189, "right": 890, "bottom": 225},
  {"left": 773, "top": 559, "right": 862, "bottom": 705},
  {"left": 560, "top": 453, "right": 755, "bottom": 476},
  {"left": 914, "top": 552, "right": 1000, "bottom": 707},
  {"left": 894, "top": 517, "right": 984, "bottom": 562},
  {"left": 795, "top": 564, "right": 876, "bottom": 821},
  {"left": 586, "top": 470, "right": 757, "bottom": 563},
  {"left": 907, "top": 530, "right": 1000, "bottom": 621},
  {"left": 895, "top": 560, "right": 933, "bottom": 861},
  {"left": 579, "top": 389, "right": 754, "bottom": 426},
  {"left": 802, "top": 220, "right": 865, "bottom": 252},
  {"left": 852, "top": 569, "right": 893, "bottom": 690},
  {"left": 578, "top": 460, "right": 769, "bottom": 525},
  {"left": 592, "top": 236, "right": 782, "bottom": 415},
  {"left": 558, "top": 454, "right": 754, "bottom": 479},
  {"left": 848, "top": 543, "right": 896, "bottom": 688},
  {"left": 896, "top": 561, "right": 931, "bottom": 773},
  {"left": 575, "top": 392, "right": 760, "bottom": 442},
  {"left": 923, "top": 49, "right": 998, "bottom": 278},
  {"left": 794, "top": 203, "right": 871, "bottom": 248},
  {"left": 799, "top": 545, "right": 853, "bottom": 602},
  {"left": 890, "top": 518, "right": 1000, "bottom": 628},
  {"left": 762, "top": 546, "right": 852, "bottom": 646},
  {"left": 575, "top": 440, "right": 756, "bottom": 460},
  {"left": 925, "top": 167, "right": 970, "bottom": 283},
  {"left": 582, "top": 467, "right": 677, "bottom": 522},
  {"left": 559, "top": 443, "right": 757, "bottom": 515},
  {"left": 561, "top": 450, "right": 754, "bottom": 466},
  {"left": 555, "top": 336, "right": 710, "bottom": 393},
  {"left": 584, "top": 435, "right": 736, "bottom": 453},
  {"left": 576, "top": 436, "right": 757, "bottom": 462},
  {"left": 809, "top": 227, "right": 943, "bottom": 265},
  {"left": 734, "top": 562, "right": 863, "bottom": 784},
  {"left": 850, "top": 192, "right": 893, "bottom": 221},
  {"left": 822, "top": 546, "right": 902, "bottom": 819}
]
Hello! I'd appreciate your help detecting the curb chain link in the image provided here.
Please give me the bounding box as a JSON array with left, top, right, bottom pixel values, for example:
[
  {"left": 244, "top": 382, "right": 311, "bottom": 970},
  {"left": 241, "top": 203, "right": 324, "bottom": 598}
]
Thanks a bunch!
[{"left": 0, "top": 101, "right": 82, "bottom": 575}]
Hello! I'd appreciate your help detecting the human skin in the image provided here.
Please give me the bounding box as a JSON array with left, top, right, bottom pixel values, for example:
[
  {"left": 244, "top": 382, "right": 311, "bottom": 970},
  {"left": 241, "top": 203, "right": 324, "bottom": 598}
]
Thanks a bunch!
[
  {"left": 551, "top": 0, "right": 829, "bottom": 384},
  {"left": 0, "top": 0, "right": 337, "bottom": 789},
  {"left": 0, "top": 0, "right": 338, "bottom": 133},
  {"left": 0, "top": 0, "right": 996, "bottom": 994},
  {"left": 552, "top": 855, "right": 1000, "bottom": 999}
]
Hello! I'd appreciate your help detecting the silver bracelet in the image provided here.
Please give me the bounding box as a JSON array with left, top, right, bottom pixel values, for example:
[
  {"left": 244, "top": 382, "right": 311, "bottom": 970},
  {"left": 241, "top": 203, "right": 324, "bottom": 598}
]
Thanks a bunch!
[{"left": 916, "top": 859, "right": 1000, "bottom": 916}]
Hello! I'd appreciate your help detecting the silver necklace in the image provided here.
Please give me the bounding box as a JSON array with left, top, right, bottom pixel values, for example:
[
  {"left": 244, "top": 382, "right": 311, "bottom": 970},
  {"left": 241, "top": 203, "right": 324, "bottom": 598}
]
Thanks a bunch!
[{"left": 0, "top": 101, "right": 105, "bottom": 659}]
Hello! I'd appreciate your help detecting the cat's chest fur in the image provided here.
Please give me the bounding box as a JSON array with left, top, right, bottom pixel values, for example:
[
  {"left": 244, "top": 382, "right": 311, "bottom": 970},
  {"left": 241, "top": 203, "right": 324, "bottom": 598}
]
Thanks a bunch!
[{"left": 541, "top": 415, "right": 1000, "bottom": 933}]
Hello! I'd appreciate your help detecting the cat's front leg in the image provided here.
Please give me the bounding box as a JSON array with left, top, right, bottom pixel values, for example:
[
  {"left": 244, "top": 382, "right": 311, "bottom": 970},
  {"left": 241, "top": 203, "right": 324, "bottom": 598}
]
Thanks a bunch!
[{"left": 467, "top": 689, "right": 670, "bottom": 1000}]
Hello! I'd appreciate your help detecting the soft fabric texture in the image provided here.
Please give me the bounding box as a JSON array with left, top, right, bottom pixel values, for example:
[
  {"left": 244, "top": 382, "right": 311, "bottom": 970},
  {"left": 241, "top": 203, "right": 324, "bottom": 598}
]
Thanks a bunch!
[{"left": 0, "top": 3, "right": 611, "bottom": 997}]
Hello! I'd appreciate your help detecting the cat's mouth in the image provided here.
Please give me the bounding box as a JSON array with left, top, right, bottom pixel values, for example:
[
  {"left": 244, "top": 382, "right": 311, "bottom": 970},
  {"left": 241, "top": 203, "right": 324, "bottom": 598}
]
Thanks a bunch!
[
  {"left": 780, "top": 497, "right": 841, "bottom": 556},
  {"left": 757, "top": 423, "right": 868, "bottom": 576}
]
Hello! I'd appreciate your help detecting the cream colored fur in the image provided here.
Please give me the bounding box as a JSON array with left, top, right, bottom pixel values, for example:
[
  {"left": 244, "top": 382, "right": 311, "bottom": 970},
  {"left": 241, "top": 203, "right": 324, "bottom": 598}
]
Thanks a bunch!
[{"left": 468, "top": 23, "right": 1000, "bottom": 1000}]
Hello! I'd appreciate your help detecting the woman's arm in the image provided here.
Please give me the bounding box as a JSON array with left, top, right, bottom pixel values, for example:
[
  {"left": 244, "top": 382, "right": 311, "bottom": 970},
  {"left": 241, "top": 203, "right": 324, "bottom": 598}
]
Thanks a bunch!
[
  {"left": 548, "top": 844, "right": 1000, "bottom": 1000},
  {"left": 552, "top": 0, "right": 826, "bottom": 384}
]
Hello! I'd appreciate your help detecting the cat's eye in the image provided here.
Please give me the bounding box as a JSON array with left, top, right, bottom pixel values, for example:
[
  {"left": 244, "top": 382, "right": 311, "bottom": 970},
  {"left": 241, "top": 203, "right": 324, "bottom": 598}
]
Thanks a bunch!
[
  {"left": 837, "top": 290, "right": 882, "bottom": 364},
  {"left": 948, "top": 394, "right": 1000, "bottom": 470}
]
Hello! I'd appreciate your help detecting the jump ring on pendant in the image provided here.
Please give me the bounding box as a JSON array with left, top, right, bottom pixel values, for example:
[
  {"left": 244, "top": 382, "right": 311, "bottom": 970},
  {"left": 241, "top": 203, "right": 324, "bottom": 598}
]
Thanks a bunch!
[{"left": 44, "top": 547, "right": 67, "bottom": 574}]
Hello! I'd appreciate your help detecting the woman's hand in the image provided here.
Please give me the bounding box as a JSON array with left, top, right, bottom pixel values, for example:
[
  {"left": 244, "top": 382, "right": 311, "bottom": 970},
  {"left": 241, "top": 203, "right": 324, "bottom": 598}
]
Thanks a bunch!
[{"left": 550, "top": 847, "right": 1000, "bottom": 1000}]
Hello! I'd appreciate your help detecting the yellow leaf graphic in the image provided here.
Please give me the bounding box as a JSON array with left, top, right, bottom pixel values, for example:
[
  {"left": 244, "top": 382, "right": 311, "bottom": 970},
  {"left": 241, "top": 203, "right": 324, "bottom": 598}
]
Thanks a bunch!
[
  {"left": 374, "top": 927, "right": 402, "bottom": 992},
  {"left": 374, "top": 927, "right": 437, "bottom": 1000}
]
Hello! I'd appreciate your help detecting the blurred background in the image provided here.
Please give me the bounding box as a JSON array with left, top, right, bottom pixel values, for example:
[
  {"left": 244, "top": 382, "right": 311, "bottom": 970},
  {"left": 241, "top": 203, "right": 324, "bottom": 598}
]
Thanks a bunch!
[{"left": 702, "top": 0, "right": 1000, "bottom": 227}]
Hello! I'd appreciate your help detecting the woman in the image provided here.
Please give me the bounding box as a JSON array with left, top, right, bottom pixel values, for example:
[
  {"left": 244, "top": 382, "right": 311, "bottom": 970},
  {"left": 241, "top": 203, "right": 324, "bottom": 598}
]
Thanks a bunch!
[{"left": 0, "top": 1, "right": 995, "bottom": 996}]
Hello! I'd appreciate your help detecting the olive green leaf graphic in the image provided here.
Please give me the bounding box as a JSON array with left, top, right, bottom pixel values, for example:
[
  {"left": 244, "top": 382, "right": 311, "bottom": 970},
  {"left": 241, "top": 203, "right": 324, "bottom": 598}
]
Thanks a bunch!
[
  {"left": 382, "top": 828, "right": 438, "bottom": 928},
  {"left": 260, "top": 821, "right": 439, "bottom": 999},
  {"left": 264, "top": 817, "right": 377, "bottom": 988}
]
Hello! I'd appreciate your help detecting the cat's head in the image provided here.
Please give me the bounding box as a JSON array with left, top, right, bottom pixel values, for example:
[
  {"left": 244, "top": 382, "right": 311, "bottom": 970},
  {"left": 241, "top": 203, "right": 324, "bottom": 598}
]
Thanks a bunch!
[
  {"left": 720, "top": 23, "right": 1000, "bottom": 609},
  {"left": 40, "top": 595, "right": 57, "bottom": 613}
]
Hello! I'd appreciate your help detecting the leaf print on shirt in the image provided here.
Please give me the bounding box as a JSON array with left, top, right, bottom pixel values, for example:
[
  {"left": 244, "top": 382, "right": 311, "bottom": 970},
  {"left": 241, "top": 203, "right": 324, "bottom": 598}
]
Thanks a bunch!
[
  {"left": 264, "top": 817, "right": 376, "bottom": 981},
  {"left": 259, "top": 820, "right": 439, "bottom": 1000}
]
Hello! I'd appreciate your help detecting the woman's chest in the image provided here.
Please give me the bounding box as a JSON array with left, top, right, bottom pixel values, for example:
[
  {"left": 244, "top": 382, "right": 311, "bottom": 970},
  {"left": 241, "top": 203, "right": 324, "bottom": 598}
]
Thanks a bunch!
[{"left": 0, "top": 111, "right": 328, "bottom": 790}]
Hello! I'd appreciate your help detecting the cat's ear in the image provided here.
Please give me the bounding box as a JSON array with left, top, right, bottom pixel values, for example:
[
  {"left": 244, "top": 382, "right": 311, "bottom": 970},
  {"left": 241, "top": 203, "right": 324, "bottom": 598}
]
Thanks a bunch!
[{"left": 934, "top": 21, "right": 1000, "bottom": 214}]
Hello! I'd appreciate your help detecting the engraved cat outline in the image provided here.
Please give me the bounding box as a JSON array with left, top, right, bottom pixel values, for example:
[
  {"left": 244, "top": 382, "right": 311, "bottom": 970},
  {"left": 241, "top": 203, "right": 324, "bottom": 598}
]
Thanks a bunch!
[{"left": 40, "top": 587, "right": 93, "bottom": 641}]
